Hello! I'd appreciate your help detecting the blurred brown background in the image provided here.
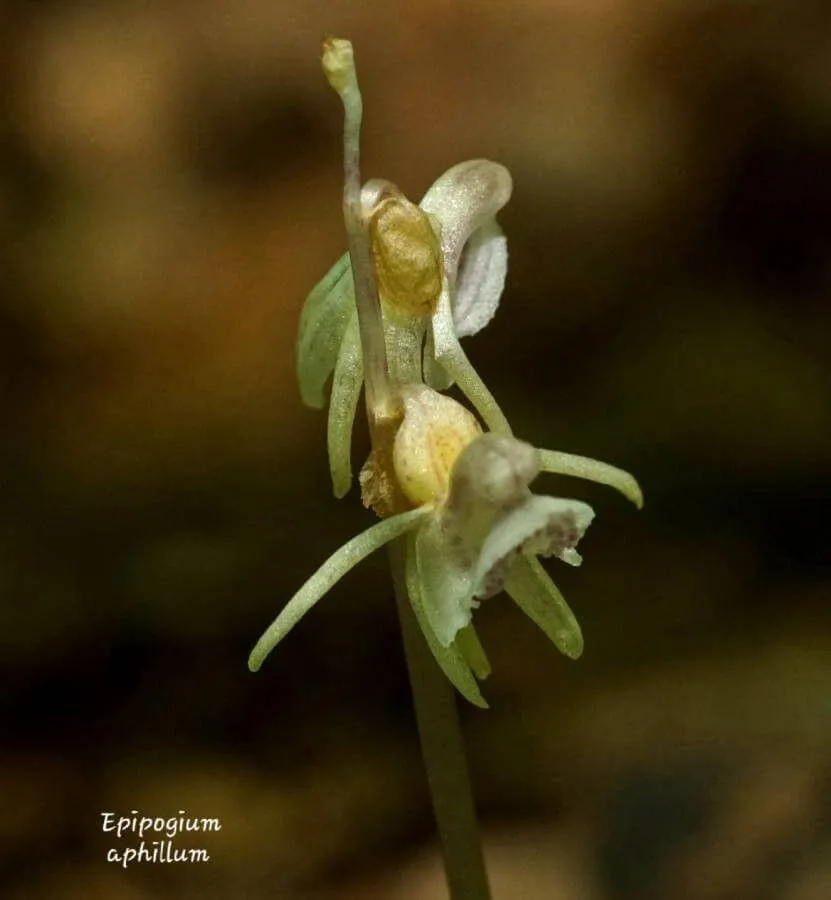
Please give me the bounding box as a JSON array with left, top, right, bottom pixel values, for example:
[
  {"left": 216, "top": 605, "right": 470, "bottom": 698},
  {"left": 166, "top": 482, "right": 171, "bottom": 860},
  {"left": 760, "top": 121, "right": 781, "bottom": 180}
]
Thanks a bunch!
[{"left": 1, "top": 1, "right": 830, "bottom": 898}]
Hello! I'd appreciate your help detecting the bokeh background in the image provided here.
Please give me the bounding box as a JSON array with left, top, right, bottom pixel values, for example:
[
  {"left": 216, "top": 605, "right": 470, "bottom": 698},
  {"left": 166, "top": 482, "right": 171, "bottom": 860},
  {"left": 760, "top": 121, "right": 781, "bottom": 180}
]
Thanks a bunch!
[{"left": 1, "top": 1, "right": 830, "bottom": 897}]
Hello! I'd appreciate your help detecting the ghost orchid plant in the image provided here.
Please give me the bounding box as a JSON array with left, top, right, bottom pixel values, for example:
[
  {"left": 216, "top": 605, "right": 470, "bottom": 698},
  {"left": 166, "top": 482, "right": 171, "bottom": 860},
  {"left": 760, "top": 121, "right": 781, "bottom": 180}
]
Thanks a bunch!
[
  {"left": 249, "top": 36, "right": 641, "bottom": 900},
  {"left": 249, "top": 45, "right": 642, "bottom": 701}
]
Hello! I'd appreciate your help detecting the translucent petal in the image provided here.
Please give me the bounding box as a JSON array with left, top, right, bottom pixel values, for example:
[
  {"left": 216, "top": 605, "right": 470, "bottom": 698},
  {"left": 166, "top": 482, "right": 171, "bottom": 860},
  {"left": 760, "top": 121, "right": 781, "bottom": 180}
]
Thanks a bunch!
[
  {"left": 431, "top": 287, "right": 512, "bottom": 435},
  {"left": 296, "top": 252, "right": 354, "bottom": 409},
  {"left": 474, "top": 496, "right": 595, "bottom": 599},
  {"left": 455, "top": 624, "right": 491, "bottom": 680},
  {"left": 383, "top": 309, "right": 426, "bottom": 385},
  {"left": 327, "top": 311, "right": 362, "bottom": 498},
  {"left": 504, "top": 553, "right": 584, "bottom": 659},
  {"left": 442, "top": 434, "right": 538, "bottom": 555},
  {"left": 537, "top": 448, "right": 644, "bottom": 509},
  {"left": 415, "top": 514, "right": 477, "bottom": 647},
  {"left": 248, "top": 506, "right": 431, "bottom": 672},
  {"left": 453, "top": 220, "right": 507, "bottom": 338},
  {"left": 419, "top": 160, "right": 513, "bottom": 279},
  {"left": 405, "top": 531, "right": 488, "bottom": 708},
  {"left": 448, "top": 434, "right": 539, "bottom": 518}
]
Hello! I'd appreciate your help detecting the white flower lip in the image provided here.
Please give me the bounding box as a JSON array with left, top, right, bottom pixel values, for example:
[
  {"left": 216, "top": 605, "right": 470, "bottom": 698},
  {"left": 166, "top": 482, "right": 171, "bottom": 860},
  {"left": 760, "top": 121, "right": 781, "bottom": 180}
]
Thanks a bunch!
[
  {"left": 421, "top": 159, "right": 513, "bottom": 340},
  {"left": 420, "top": 159, "right": 513, "bottom": 281},
  {"left": 453, "top": 219, "right": 507, "bottom": 338},
  {"left": 473, "top": 496, "right": 595, "bottom": 600}
]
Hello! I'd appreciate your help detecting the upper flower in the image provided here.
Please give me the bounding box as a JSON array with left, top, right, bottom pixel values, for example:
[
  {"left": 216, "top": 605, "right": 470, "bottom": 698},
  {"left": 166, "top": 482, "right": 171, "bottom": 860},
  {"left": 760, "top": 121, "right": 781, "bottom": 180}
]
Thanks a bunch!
[{"left": 297, "top": 159, "right": 514, "bottom": 500}]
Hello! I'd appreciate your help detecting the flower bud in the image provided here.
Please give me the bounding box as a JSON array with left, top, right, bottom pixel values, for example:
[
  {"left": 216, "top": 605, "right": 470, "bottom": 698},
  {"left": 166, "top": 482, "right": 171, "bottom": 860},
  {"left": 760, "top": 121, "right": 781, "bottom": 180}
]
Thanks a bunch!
[
  {"left": 369, "top": 190, "right": 443, "bottom": 318},
  {"left": 321, "top": 37, "right": 355, "bottom": 94},
  {"left": 393, "top": 385, "right": 481, "bottom": 506}
]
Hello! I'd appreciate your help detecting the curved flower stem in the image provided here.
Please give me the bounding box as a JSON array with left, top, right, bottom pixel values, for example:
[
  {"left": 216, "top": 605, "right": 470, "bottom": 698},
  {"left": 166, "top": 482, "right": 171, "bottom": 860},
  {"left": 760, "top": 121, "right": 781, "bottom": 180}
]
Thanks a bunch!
[
  {"left": 389, "top": 539, "right": 492, "bottom": 900},
  {"left": 323, "top": 38, "right": 395, "bottom": 430}
]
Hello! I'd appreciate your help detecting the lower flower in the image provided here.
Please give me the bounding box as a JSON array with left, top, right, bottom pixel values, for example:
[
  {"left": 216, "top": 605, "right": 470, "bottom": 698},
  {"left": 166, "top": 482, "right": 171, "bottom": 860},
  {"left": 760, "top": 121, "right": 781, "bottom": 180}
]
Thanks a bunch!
[{"left": 249, "top": 386, "right": 641, "bottom": 707}]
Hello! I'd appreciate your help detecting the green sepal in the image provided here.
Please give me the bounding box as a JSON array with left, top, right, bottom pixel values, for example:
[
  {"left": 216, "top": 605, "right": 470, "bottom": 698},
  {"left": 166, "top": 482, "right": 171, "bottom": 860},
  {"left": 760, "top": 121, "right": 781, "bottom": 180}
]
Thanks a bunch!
[
  {"left": 504, "top": 553, "right": 584, "bottom": 660},
  {"left": 455, "top": 625, "right": 491, "bottom": 680},
  {"left": 405, "top": 532, "right": 488, "bottom": 708},
  {"left": 327, "top": 311, "right": 362, "bottom": 497},
  {"left": 430, "top": 286, "right": 512, "bottom": 435},
  {"left": 296, "top": 252, "right": 354, "bottom": 409},
  {"left": 414, "top": 515, "right": 476, "bottom": 647},
  {"left": 248, "top": 506, "right": 430, "bottom": 672},
  {"left": 537, "top": 448, "right": 644, "bottom": 509}
]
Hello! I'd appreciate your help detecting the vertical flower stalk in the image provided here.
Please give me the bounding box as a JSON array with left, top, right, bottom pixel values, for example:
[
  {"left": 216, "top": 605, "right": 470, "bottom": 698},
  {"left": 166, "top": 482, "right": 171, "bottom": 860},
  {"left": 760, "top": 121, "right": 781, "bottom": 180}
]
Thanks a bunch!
[
  {"left": 321, "top": 37, "right": 492, "bottom": 898},
  {"left": 390, "top": 539, "right": 492, "bottom": 900}
]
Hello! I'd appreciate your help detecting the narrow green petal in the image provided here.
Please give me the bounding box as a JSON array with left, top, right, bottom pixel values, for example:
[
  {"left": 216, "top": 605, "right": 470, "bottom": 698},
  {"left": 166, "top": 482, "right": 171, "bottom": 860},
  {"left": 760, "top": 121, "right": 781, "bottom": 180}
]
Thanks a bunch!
[
  {"left": 297, "top": 252, "right": 355, "bottom": 409},
  {"left": 455, "top": 625, "right": 491, "bottom": 680},
  {"left": 327, "top": 311, "right": 362, "bottom": 498},
  {"left": 415, "top": 516, "right": 476, "bottom": 647},
  {"left": 537, "top": 448, "right": 643, "bottom": 509},
  {"left": 248, "top": 506, "right": 431, "bottom": 672},
  {"left": 504, "top": 553, "right": 584, "bottom": 660},
  {"left": 431, "top": 289, "right": 512, "bottom": 435},
  {"left": 422, "top": 327, "right": 454, "bottom": 390},
  {"left": 405, "top": 532, "right": 488, "bottom": 708}
]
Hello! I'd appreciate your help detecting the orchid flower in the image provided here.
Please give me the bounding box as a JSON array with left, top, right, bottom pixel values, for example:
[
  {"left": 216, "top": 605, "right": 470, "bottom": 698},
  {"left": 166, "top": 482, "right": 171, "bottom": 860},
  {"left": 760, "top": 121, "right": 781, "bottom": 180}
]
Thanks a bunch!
[
  {"left": 299, "top": 162, "right": 641, "bottom": 509},
  {"left": 298, "top": 159, "right": 514, "bottom": 499},
  {"left": 250, "top": 384, "right": 641, "bottom": 707},
  {"left": 249, "top": 37, "right": 642, "bottom": 708}
]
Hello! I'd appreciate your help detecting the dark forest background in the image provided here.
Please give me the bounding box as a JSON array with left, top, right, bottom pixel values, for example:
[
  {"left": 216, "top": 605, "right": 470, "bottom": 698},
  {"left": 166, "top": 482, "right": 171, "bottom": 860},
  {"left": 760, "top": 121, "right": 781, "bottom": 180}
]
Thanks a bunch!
[{"left": 1, "top": 1, "right": 829, "bottom": 897}]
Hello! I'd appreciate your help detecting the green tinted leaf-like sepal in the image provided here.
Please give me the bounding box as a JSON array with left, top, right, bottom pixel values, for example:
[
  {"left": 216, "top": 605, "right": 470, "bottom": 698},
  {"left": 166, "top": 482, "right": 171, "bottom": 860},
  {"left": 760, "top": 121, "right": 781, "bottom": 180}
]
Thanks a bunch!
[
  {"left": 537, "top": 448, "right": 644, "bottom": 509},
  {"left": 327, "top": 311, "right": 362, "bottom": 497},
  {"left": 455, "top": 624, "right": 491, "bottom": 680},
  {"left": 405, "top": 531, "right": 488, "bottom": 708},
  {"left": 297, "top": 252, "right": 354, "bottom": 409},
  {"left": 414, "top": 515, "right": 477, "bottom": 647},
  {"left": 248, "top": 505, "right": 430, "bottom": 672},
  {"left": 430, "top": 286, "right": 512, "bottom": 435},
  {"left": 504, "top": 553, "right": 584, "bottom": 660}
]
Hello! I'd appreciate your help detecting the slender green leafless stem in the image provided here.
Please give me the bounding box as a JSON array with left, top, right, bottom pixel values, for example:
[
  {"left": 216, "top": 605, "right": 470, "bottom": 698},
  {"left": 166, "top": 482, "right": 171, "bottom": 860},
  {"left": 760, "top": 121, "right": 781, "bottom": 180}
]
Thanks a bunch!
[{"left": 389, "top": 539, "right": 492, "bottom": 900}]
